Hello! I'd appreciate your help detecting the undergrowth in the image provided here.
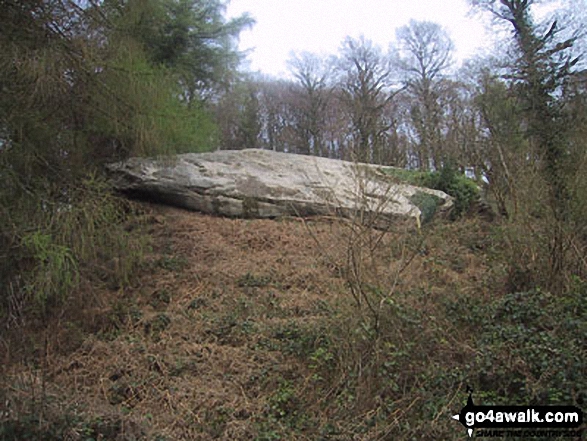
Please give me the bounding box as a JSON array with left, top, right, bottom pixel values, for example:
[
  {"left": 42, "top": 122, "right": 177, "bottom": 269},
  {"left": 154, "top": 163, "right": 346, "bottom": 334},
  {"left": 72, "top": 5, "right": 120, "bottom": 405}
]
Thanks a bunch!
[
  {"left": 1, "top": 206, "right": 584, "bottom": 441},
  {"left": 0, "top": 175, "right": 148, "bottom": 325},
  {"left": 447, "top": 281, "right": 587, "bottom": 406},
  {"left": 382, "top": 164, "right": 480, "bottom": 218}
]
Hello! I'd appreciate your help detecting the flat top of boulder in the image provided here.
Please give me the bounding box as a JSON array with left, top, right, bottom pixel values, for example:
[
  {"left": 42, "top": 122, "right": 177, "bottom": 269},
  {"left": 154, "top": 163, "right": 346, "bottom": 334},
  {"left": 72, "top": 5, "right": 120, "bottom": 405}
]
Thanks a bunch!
[{"left": 108, "top": 149, "right": 453, "bottom": 227}]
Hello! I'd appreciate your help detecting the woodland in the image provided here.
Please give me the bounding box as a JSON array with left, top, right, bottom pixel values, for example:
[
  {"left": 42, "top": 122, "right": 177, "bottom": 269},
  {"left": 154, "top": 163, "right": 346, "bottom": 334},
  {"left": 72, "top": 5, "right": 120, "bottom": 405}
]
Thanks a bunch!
[{"left": 0, "top": 0, "right": 585, "bottom": 439}]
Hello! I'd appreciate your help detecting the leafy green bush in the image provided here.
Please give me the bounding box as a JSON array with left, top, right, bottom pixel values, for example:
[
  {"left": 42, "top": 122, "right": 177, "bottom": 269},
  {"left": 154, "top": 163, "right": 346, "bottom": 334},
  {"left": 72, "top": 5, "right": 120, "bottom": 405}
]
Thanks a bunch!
[
  {"left": 381, "top": 165, "right": 479, "bottom": 218},
  {"left": 420, "top": 165, "right": 479, "bottom": 218},
  {"left": 0, "top": 175, "right": 147, "bottom": 320}
]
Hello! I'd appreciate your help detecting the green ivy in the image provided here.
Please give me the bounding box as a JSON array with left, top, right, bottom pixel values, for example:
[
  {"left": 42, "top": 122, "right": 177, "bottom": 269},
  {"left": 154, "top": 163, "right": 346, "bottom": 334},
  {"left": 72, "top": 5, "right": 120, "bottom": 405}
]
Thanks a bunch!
[{"left": 447, "top": 283, "right": 587, "bottom": 405}]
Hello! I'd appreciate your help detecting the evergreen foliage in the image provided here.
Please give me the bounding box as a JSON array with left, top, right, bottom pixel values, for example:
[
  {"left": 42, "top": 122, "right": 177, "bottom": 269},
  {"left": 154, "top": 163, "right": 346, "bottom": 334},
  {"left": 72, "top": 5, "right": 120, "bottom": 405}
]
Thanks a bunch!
[
  {"left": 470, "top": 0, "right": 585, "bottom": 290},
  {"left": 420, "top": 165, "right": 480, "bottom": 218},
  {"left": 409, "top": 191, "right": 442, "bottom": 224},
  {"left": 0, "top": 0, "right": 249, "bottom": 319},
  {"left": 382, "top": 166, "right": 480, "bottom": 218}
]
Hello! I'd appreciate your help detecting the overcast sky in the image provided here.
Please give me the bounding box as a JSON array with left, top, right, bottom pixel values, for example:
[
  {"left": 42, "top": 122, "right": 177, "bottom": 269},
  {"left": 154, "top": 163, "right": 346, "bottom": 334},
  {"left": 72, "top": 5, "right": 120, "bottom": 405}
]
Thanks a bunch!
[{"left": 226, "top": 0, "right": 494, "bottom": 78}]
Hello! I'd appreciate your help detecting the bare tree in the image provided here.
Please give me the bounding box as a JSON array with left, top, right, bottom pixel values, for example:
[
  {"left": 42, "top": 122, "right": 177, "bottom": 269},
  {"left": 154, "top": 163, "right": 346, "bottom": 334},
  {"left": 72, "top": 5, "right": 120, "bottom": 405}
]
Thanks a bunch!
[
  {"left": 395, "top": 20, "right": 455, "bottom": 170},
  {"left": 215, "top": 80, "right": 261, "bottom": 150},
  {"left": 336, "top": 36, "right": 400, "bottom": 164},
  {"left": 256, "top": 77, "right": 298, "bottom": 152},
  {"left": 287, "top": 52, "right": 332, "bottom": 156}
]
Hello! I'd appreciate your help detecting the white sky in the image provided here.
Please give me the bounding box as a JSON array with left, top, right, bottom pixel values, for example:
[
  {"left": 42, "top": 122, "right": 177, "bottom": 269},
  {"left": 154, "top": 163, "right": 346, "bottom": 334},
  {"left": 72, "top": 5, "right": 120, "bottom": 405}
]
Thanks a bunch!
[{"left": 226, "top": 0, "right": 494, "bottom": 78}]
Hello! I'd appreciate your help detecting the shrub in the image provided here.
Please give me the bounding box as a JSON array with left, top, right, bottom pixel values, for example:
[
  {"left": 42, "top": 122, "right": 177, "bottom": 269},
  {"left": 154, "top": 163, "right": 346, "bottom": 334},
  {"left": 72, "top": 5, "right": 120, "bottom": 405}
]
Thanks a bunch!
[
  {"left": 0, "top": 175, "right": 147, "bottom": 321},
  {"left": 20, "top": 231, "right": 78, "bottom": 314},
  {"left": 409, "top": 191, "right": 443, "bottom": 224},
  {"left": 420, "top": 165, "right": 479, "bottom": 218},
  {"left": 381, "top": 165, "right": 479, "bottom": 218}
]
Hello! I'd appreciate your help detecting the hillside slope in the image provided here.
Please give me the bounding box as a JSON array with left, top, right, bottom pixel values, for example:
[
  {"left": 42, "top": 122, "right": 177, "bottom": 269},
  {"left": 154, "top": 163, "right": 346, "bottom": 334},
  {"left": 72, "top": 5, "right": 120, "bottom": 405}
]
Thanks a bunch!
[{"left": 1, "top": 203, "right": 504, "bottom": 440}]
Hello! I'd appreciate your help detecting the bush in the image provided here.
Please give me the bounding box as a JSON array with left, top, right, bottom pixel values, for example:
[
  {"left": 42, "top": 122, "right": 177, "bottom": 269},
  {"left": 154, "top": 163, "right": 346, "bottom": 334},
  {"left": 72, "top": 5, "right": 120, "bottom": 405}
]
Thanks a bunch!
[
  {"left": 409, "top": 191, "right": 443, "bottom": 224},
  {"left": 381, "top": 165, "right": 479, "bottom": 218},
  {"left": 0, "top": 175, "right": 147, "bottom": 321},
  {"left": 20, "top": 231, "right": 78, "bottom": 314},
  {"left": 420, "top": 165, "right": 479, "bottom": 218}
]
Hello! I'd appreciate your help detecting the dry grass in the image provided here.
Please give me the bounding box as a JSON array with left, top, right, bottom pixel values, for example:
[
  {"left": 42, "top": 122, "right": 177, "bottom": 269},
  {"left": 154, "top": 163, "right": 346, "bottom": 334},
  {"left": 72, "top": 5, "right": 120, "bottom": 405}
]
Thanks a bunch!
[{"left": 0, "top": 203, "right": 499, "bottom": 440}]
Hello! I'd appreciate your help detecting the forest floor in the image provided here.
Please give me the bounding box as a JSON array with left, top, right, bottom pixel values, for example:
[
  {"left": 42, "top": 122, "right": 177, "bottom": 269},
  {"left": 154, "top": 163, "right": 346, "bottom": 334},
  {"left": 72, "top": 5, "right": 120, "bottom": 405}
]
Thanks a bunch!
[{"left": 1, "top": 203, "right": 502, "bottom": 440}]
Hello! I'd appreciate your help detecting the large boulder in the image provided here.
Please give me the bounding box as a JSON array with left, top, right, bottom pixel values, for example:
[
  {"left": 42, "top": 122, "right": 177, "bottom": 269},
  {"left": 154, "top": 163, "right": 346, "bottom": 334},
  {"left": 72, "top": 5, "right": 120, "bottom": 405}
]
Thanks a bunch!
[{"left": 107, "top": 149, "right": 453, "bottom": 228}]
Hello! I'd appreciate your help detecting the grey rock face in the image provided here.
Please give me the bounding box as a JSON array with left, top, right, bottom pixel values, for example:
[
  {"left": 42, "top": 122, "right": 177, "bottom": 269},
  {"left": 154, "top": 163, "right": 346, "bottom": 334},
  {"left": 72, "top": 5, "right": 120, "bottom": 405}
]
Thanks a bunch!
[{"left": 107, "top": 149, "right": 453, "bottom": 227}]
